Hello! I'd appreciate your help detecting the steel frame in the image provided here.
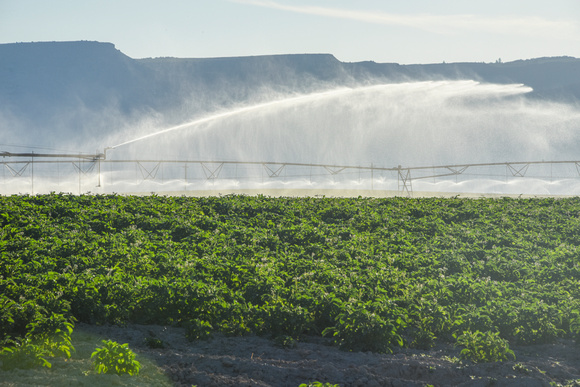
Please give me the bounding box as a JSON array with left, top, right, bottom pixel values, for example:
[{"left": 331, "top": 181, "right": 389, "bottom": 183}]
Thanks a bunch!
[
  {"left": 3, "top": 151, "right": 580, "bottom": 196},
  {"left": 137, "top": 162, "right": 161, "bottom": 180},
  {"left": 5, "top": 162, "right": 30, "bottom": 177},
  {"left": 263, "top": 163, "right": 286, "bottom": 178}
]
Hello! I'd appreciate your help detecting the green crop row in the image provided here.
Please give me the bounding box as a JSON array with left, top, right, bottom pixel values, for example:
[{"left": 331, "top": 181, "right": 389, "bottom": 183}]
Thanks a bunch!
[{"left": 2, "top": 193, "right": 580, "bottom": 355}]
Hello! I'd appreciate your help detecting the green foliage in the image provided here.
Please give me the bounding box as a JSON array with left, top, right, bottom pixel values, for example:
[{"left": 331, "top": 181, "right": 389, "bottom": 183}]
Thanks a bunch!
[
  {"left": 323, "top": 300, "right": 404, "bottom": 353},
  {"left": 3, "top": 194, "right": 580, "bottom": 355},
  {"left": 144, "top": 336, "right": 165, "bottom": 349},
  {"left": 273, "top": 334, "right": 297, "bottom": 348},
  {"left": 299, "top": 382, "right": 340, "bottom": 387},
  {"left": 570, "top": 311, "right": 580, "bottom": 344},
  {"left": 0, "top": 296, "right": 51, "bottom": 344},
  {"left": 513, "top": 362, "right": 531, "bottom": 374},
  {"left": 408, "top": 304, "right": 450, "bottom": 349},
  {"left": 91, "top": 340, "right": 141, "bottom": 376},
  {"left": 455, "top": 330, "right": 515, "bottom": 363},
  {"left": 0, "top": 312, "right": 75, "bottom": 370},
  {"left": 26, "top": 312, "right": 75, "bottom": 359},
  {"left": 185, "top": 319, "right": 213, "bottom": 341},
  {"left": 410, "top": 327, "right": 437, "bottom": 350},
  {"left": 257, "top": 298, "right": 311, "bottom": 339},
  {"left": 0, "top": 341, "right": 52, "bottom": 370}
]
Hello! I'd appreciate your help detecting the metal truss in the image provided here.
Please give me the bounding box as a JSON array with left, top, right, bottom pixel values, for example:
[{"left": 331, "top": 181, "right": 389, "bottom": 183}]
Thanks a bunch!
[
  {"left": 323, "top": 166, "right": 347, "bottom": 175},
  {"left": 507, "top": 163, "right": 530, "bottom": 177},
  {"left": 201, "top": 162, "right": 224, "bottom": 180},
  {"left": 72, "top": 161, "right": 97, "bottom": 176},
  {"left": 397, "top": 166, "right": 413, "bottom": 197},
  {"left": 4, "top": 162, "right": 30, "bottom": 177},
  {"left": 137, "top": 162, "right": 161, "bottom": 180},
  {"left": 3, "top": 151, "right": 580, "bottom": 197},
  {"left": 262, "top": 163, "right": 285, "bottom": 178}
]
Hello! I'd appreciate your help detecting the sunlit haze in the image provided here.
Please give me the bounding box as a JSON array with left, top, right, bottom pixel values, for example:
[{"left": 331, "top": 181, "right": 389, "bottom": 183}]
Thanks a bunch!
[{"left": 1, "top": 0, "right": 579, "bottom": 63}]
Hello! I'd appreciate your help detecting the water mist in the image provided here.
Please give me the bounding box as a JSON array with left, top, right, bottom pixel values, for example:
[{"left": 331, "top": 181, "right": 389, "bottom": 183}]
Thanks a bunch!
[{"left": 4, "top": 80, "right": 580, "bottom": 196}]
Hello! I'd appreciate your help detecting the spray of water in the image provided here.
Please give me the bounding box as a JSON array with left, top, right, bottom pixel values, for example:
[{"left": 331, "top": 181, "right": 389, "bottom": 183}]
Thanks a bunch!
[
  {"left": 109, "top": 87, "right": 360, "bottom": 149},
  {"left": 110, "top": 80, "right": 543, "bottom": 165},
  {"left": 109, "top": 80, "right": 533, "bottom": 151},
  {"left": 4, "top": 80, "right": 580, "bottom": 195}
]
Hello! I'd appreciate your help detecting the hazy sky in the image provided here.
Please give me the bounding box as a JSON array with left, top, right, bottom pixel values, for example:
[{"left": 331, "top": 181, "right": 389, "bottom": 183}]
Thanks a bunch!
[{"left": 1, "top": 0, "right": 579, "bottom": 64}]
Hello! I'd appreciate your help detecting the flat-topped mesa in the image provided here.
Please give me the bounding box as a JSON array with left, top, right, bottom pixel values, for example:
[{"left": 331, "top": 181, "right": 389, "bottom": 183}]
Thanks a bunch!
[{"left": 0, "top": 40, "right": 579, "bottom": 159}]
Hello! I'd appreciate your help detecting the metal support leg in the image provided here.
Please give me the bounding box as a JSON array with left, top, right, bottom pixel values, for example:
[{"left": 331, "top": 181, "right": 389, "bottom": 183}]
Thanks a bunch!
[{"left": 397, "top": 166, "right": 413, "bottom": 197}]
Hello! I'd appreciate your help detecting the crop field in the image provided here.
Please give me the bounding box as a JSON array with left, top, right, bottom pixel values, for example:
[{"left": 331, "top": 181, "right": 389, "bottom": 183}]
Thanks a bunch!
[{"left": 2, "top": 193, "right": 580, "bottom": 385}]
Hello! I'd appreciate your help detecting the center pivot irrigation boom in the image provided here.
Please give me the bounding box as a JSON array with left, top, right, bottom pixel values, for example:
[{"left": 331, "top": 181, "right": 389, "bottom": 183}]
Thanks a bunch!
[{"left": 2, "top": 149, "right": 580, "bottom": 196}]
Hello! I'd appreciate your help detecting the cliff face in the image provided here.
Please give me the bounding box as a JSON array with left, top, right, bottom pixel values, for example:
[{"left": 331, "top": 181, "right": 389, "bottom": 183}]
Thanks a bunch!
[
  {"left": 0, "top": 42, "right": 154, "bottom": 119},
  {"left": 0, "top": 41, "right": 578, "bottom": 148},
  {"left": 404, "top": 57, "right": 580, "bottom": 100}
]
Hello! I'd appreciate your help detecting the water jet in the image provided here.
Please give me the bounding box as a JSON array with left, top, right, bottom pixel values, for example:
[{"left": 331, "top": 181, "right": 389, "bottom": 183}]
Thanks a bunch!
[{"left": 2, "top": 80, "right": 580, "bottom": 196}]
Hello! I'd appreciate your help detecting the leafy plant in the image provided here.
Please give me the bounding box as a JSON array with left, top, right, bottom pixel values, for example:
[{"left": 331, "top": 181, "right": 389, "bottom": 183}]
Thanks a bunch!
[
  {"left": 0, "top": 312, "right": 75, "bottom": 370},
  {"left": 570, "top": 311, "right": 580, "bottom": 344},
  {"left": 91, "top": 340, "right": 141, "bottom": 375},
  {"left": 144, "top": 336, "right": 165, "bottom": 349},
  {"left": 410, "top": 327, "right": 437, "bottom": 350},
  {"left": 258, "top": 298, "right": 310, "bottom": 339},
  {"left": 323, "top": 301, "right": 404, "bottom": 353},
  {"left": 185, "top": 319, "right": 213, "bottom": 341},
  {"left": 455, "top": 330, "right": 515, "bottom": 363},
  {"left": 513, "top": 362, "right": 531, "bottom": 374},
  {"left": 408, "top": 309, "right": 439, "bottom": 349},
  {"left": 5, "top": 193, "right": 580, "bottom": 360},
  {"left": 0, "top": 341, "right": 52, "bottom": 370},
  {"left": 273, "top": 334, "right": 297, "bottom": 348},
  {"left": 299, "top": 382, "right": 340, "bottom": 387},
  {"left": 26, "top": 312, "right": 75, "bottom": 359}
]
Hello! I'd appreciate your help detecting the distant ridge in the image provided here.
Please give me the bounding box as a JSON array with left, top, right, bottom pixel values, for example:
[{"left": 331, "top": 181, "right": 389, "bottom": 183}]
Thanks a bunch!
[{"left": 1, "top": 41, "right": 579, "bottom": 146}]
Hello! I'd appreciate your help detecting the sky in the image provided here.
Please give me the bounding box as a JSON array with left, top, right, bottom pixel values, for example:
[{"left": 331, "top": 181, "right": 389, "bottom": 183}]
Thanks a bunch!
[{"left": 1, "top": 0, "right": 579, "bottom": 64}]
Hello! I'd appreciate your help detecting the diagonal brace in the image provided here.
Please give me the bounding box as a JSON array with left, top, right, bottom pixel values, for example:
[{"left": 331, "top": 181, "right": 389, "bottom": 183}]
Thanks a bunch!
[
  {"left": 445, "top": 166, "right": 469, "bottom": 175},
  {"left": 397, "top": 166, "right": 413, "bottom": 197},
  {"left": 507, "top": 163, "right": 529, "bottom": 177},
  {"left": 4, "top": 162, "right": 30, "bottom": 177},
  {"left": 137, "top": 162, "right": 161, "bottom": 180},
  {"left": 324, "top": 166, "right": 346, "bottom": 175},
  {"left": 201, "top": 163, "right": 224, "bottom": 180},
  {"left": 72, "top": 161, "right": 96, "bottom": 176},
  {"left": 263, "top": 163, "right": 285, "bottom": 178}
]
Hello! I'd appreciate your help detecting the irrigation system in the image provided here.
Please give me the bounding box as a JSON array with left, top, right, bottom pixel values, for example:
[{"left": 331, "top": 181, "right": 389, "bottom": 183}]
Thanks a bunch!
[{"left": 3, "top": 149, "right": 580, "bottom": 197}]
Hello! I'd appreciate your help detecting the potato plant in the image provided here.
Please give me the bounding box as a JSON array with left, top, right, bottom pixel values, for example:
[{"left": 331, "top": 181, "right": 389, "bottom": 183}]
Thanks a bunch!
[
  {"left": 2, "top": 193, "right": 580, "bottom": 356},
  {"left": 91, "top": 340, "right": 141, "bottom": 375},
  {"left": 455, "top": 330, "right": 515, "bottom": 363}
]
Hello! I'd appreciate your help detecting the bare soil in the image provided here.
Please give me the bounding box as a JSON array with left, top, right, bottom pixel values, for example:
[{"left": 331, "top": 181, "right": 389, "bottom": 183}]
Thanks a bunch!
[{"left": 3, "top": 323, "right": 576, "bottom": 387}]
